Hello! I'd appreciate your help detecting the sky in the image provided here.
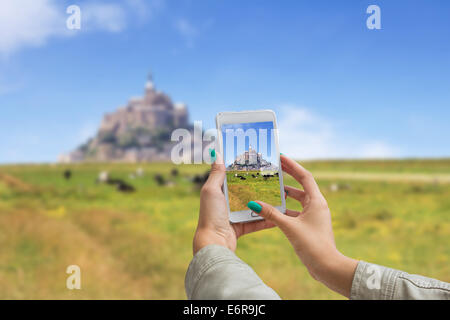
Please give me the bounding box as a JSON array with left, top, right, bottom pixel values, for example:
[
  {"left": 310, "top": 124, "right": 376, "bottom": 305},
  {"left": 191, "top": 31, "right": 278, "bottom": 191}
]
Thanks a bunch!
[
  {"left": 0, "top": 0, "right": 449, "bottom": 163},
  {"left": 222, "top": 121, "right": 276, "bottom": 167}
]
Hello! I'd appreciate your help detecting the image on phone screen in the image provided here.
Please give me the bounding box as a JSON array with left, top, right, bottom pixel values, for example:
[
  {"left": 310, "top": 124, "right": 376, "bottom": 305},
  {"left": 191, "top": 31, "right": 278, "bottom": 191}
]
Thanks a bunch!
[{"left": 222, "top": 121, "right": 281, "bottom": 212}]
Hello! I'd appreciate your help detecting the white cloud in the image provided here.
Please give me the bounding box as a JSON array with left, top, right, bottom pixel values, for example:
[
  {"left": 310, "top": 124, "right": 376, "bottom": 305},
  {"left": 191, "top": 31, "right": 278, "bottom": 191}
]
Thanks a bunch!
[
  {"left": 175, "top": 19, "right": 198, "bottom": 37},
  {"left": 83, "top": 0, "right": 164, "bottom": 32},
  {"left": 174, "top": 18, "right": 198, "bottom": 48},
  {"left": 0, "top": 81, "right": 21, "bottom": 95},
  {"left": 0, "top": 0, "right": 162, "bottom": 56},
  {"left": 0, "top": 0, "right": 66, "bottom": 56},
  {"left": 126, "top": 0, "right": 164, "bottom": 22},
  {"left": 82, "top": 3, "right": 127, "bottom": 32},
  {"left": 278, "top": 105, "right": 400, "bottom": 159},
  {"left": 360, "top": 141, "right": 398, "bottom": 158}
]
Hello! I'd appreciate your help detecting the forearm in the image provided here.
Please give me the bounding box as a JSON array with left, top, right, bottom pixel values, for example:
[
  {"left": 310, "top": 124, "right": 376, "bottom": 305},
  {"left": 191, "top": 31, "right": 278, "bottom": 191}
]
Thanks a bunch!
[
  {"left": 185, "top": 245, "right": 281, "bottom": 300},
  {"left": 314, "top": 250, "right": 450, "bottom": 300},
  {"left": 312, "top": 250, "right": 359, "bottom": 298}
]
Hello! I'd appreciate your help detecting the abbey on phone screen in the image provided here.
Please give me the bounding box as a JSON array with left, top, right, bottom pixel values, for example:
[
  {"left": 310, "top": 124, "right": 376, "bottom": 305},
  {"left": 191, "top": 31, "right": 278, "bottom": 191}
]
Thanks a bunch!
[{"left": 215, "top": 110, "right": 286, "bottom": 223}]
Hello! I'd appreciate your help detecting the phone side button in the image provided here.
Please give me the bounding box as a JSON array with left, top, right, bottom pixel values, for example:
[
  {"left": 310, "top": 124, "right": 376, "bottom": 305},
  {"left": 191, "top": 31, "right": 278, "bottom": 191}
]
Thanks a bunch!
[{"left": 251, "top": 212, "right": 259, "bottom": 217}]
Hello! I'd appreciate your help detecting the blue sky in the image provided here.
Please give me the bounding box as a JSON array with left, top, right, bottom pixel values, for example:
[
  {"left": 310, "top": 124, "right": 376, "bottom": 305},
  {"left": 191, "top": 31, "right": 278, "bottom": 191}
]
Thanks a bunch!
[
  {"left": 222, "top": 121, "right": 276, "bottom": 166},
  {"left": 0, "top": 0, "right": 449, "bottom": 163}
]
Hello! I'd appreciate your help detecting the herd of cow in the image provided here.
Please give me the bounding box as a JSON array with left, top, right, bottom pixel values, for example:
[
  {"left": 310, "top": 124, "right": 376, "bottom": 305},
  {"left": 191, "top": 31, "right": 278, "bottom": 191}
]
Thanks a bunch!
[
  {"left": 61, "top": 168, "right": 279, "bottom": 194},
  {"left": 233, "top": 172, "right": 279, "bottom": 181},
  {"left": 62, "top": 168, "right": 210, "bottom": 193}
]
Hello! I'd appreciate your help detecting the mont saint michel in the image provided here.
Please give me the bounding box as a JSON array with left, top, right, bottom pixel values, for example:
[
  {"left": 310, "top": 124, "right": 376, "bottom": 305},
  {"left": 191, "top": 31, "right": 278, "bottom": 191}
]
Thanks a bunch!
[
  {"left": 60, "top": 74, "right": 194, "bottom": 163},
  {"left": 227, "top": 145, "right": 278, "bottom": 171}
]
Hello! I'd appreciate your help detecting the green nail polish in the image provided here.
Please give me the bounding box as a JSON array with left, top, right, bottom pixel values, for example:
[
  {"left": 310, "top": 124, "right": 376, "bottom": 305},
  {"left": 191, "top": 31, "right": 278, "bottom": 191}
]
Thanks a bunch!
[
  {"left": 247, "top": 201, "right": 262, "bottom": 213},
  {"left": 285, "top": 190, "right": 289, "bottom": 195},
  {"left": 209, "top": 148, "right": 216, "bottom": 162},
  {"left": 280, "top": 153, "right": 283, "bottom": 155}
]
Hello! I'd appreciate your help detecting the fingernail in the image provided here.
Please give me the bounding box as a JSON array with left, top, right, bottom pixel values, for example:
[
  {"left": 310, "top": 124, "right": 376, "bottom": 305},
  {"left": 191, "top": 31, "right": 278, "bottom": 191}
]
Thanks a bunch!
[
  {"left": 285, "top": 189, "right": 289, "bottom": 195},
  {"left": 247, "top": 201, "right": 262, "bottom": 213},
  {"left": 209, "top": 148, "right": 216, "bottom": 163}
]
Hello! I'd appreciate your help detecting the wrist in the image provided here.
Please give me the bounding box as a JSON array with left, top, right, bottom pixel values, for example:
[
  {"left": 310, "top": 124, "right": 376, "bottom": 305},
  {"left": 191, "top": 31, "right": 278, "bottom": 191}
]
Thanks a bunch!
[
  {"left": 193, "top": 228, "right": 232, "bottom": 255},
  {"left": 314, "top": 250, "right": 359, "bottom": 298}
]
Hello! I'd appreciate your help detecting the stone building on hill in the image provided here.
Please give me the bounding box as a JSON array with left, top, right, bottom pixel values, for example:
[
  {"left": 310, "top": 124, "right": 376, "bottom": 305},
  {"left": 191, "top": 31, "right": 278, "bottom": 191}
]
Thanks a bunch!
[
  {"left": 227, "top": 145, "right": 277, "bottom": 171},
  {"left": 59, "top": 74, "right": 193, "bottom": 163}
]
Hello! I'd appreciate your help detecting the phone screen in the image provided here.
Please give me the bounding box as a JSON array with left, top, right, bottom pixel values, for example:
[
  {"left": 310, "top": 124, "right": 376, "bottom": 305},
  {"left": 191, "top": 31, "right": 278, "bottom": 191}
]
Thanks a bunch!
[{"left": 222, "top": 121, "right": 282, "bottom": 212}]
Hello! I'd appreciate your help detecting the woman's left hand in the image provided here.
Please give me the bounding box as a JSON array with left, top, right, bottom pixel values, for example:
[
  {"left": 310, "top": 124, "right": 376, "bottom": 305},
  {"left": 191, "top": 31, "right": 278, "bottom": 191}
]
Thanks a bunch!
[{"left": 193, "top": 151, "right": 276, "bottom": 254}]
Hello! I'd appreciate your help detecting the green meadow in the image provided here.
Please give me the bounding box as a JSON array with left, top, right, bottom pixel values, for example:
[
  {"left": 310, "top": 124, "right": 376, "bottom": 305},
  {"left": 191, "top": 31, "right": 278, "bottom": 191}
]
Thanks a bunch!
[
  {"left": 0, "top": 159, "right": 449, "bottom": 299},
  {"left": 226, "top": 170, "right": 281, "bottom": 211}
]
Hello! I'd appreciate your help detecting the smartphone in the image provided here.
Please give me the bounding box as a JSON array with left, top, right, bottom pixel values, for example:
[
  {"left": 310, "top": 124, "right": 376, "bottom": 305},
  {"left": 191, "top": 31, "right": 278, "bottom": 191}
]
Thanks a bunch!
[{"left": 215, "top": 110, "right": 286, "bottom": 223}]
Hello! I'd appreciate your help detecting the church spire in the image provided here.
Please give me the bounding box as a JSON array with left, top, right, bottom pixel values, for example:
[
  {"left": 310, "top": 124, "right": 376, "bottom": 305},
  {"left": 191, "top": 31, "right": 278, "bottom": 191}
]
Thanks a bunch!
[{"left": 145, "top": 71, "right": 155, "bottom": 92}]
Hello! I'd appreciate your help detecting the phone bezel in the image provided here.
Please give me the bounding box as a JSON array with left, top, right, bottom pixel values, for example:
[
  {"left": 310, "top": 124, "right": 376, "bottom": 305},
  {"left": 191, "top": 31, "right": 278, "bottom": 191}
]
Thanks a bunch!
[{"left": 215, "top": 109, "right": 286, "bottom": 223}]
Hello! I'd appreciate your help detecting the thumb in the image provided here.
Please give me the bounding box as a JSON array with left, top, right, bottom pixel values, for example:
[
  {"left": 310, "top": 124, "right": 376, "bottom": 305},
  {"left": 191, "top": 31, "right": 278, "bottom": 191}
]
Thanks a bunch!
[
  {"left": 205, "top": 150, "right": 225, "bottom": 188},
  {"left": 247, "top": 200, "right": 290, "bottom": 228}
]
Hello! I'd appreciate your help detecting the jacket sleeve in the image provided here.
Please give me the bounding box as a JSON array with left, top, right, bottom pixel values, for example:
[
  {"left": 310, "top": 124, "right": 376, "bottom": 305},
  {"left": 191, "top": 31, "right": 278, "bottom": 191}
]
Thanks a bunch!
[
  {"left": 351, "top": 261, "right": 450, "bottom": 300},
  {"left": 185, "top": 244, "right": 281, "bottom": 300}
]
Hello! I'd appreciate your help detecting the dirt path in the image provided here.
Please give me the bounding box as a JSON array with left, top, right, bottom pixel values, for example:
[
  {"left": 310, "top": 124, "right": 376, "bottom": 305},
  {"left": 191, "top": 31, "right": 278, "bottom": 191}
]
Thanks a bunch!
[
  {"left": 311, "top": 171, "right": 450, "bottom": 184},
  {"left": 0, "top": 173, "right": 35, "bottom": 192}
]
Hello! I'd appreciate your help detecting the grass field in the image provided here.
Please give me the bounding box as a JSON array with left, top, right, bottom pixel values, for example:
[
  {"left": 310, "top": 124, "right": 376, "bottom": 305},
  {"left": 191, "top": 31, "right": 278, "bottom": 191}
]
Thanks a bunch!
[
  {"left": 0, "top": 159, "right": 449, "bottom": 299},
  {"left": 226, "top": 170, "right": 281, "bottom": 211}
]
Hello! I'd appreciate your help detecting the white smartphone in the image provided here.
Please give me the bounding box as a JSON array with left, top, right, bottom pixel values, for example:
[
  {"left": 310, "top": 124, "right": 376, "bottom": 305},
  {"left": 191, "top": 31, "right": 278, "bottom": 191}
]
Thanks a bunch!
[{"left": 215, "top": 110, "right": 286, "bottom": 223}]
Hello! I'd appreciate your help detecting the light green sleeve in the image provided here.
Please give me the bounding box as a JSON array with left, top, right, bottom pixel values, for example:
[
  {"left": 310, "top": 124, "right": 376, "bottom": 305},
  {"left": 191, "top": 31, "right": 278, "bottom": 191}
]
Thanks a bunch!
[
  {"left": 185, "top": 245, "right": 281, "bottom": 300},
  {"left": 351, "top": 261, "right": 450, "bottom": 300}
]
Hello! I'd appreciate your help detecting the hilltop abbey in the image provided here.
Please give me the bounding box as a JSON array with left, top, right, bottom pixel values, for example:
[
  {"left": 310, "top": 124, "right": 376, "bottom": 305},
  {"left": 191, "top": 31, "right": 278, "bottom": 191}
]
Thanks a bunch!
[
  {"left": 60, "top": 74, "right": 192, "bottom": 163},
  {"left": 100, "top": 74, "right": 188, "bottom": 135},
  {"left": 227, "top": 145, "right": 277, "bottom": 171}
]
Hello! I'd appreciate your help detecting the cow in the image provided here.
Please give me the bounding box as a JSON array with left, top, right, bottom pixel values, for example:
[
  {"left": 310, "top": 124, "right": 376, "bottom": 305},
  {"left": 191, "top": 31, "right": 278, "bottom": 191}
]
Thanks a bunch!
[
  {"left": 154, "top": 174, "right": 166, "bottom": 186},
  {"left": 171, "top": 168, "right": 179, "bottom": 177},
  {"left": 63, "top": 169, "right": 72, "bottom": 180},
  {"left": 115, "top": 181, "right": 136, "bottom": 193},
  {"left": 193, "top": 171, "right": 210, "bottom": 188},
  {"left": 97, "top": 171, "right": 109, "bottom": 183},
  {"left": 136, "top": 167, "right": 144, "bottom": 177},
  {"left": 105, "top": 178, "right": 136, "bottom": 193}
]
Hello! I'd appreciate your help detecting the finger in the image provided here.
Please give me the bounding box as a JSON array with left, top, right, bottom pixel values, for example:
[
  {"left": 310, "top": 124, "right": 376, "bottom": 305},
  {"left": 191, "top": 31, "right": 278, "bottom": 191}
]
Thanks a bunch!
[
  {"left": 281, "top": 154, "right": 321, "bottom": 198},
  {"left": 204, "top": 150, "right": 225, "bottom": 188},
  {"left": 281, "top": 162, "right": 296, "bottom": 177},
  {"left": 284, "top": 185, "right": 307, "bottom": 206},
  {"left": 248, "top": 200, "right": 291, "bottom": 228},
  {"left": 286, "top": 209, "right": 301, "bottom": 217},
  {"left": 235, "top": 219, "right": 276, "bottom": 237}
]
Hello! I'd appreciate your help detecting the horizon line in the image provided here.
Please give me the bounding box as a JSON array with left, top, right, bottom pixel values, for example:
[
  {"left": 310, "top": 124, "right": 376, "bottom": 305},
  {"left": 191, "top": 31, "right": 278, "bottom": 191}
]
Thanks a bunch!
[{"left": 1, "top": 157, "right": 450, "bottom": 166}]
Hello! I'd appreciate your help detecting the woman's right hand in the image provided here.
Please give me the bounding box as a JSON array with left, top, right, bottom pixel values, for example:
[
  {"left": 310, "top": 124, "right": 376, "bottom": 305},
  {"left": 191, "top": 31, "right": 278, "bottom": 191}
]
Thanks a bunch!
[{"left": 248, "top": 154, "right": 358, "bottom": 298}]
